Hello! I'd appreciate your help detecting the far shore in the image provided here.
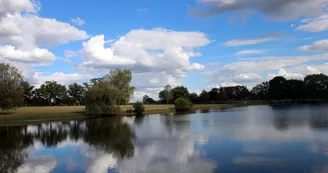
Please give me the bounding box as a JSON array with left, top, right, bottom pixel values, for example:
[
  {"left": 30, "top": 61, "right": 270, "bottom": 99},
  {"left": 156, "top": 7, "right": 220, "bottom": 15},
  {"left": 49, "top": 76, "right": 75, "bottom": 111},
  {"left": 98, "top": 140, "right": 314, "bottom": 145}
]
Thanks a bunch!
[{"left": 0, "top": 104, "right": 233, "bottom": 126}]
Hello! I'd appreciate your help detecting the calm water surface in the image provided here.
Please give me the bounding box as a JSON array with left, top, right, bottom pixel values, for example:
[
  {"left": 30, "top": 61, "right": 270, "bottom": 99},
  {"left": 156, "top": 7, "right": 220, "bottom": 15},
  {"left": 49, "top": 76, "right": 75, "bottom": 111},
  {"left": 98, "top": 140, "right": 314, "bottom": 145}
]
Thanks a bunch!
[{"left": 2, "top": 105, "right": 328, "bottom": 173}]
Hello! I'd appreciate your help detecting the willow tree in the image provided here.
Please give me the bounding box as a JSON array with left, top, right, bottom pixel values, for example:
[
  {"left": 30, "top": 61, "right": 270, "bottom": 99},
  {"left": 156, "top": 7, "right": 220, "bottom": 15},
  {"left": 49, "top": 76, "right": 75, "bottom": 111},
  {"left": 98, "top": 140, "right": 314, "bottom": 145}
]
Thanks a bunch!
[
  {"left": 85, "top": 69, "right": 135, "bottom": 115},
  {"left": 0, "top": 63, "right": 24, "bottom": 112}
]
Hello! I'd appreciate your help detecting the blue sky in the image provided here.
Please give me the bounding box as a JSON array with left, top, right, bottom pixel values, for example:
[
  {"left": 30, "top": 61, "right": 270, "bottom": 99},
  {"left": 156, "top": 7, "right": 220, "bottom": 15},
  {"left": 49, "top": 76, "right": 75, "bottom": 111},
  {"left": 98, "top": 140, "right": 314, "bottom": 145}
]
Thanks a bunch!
[{"left": 0, "top": 0, "right": 328, "bottom": 100}]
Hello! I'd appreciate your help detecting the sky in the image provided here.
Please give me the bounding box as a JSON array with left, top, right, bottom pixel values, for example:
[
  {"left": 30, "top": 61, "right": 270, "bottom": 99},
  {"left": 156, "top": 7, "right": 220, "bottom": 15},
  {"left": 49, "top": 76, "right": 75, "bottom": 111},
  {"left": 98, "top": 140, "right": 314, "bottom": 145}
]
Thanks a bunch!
[{"left": 0, "top": 0, "right": 328, "bottom": 101}]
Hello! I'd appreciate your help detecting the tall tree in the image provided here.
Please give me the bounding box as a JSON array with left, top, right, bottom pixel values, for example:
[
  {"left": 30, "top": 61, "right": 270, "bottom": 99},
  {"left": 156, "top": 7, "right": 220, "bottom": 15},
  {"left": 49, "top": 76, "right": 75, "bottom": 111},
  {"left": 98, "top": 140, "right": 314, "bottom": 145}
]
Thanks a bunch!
[
  {"left": 189, "top": 93, "right": 199, "bottom": 103},
  {"left": 269, "top": 76, "right": 287, "bottom": 100},
  {"left": 251, "top": 82, "right": 269, "bottom": 100},
  {"left": 158, "top": 85, "right": 173, "bottom": 104},
  {"left": 104, "top": 69, "right": 135, "bottom": 105},
  {"left": 171, "top": 86, "right": 189, "bottom": 101},
  {"left": 208, "top": 88, "right": 220, "bottom": 101},
  {"left": 39, "top": 81, "right": 67, "bottom": 105},
  {"left": 68, "top": 83, "right": 85, "bottom": 105},
  {"left": 304, "top": 74, "right": 328, "bottom": 99},
  {"left": 21, "top": 81, "right": 34, "bottom": 106},
  {"left": 0, "top": 63, "right": 24, "bottom": 111},
  {"left": 199, "top": 90, "right": 210, "bottom": 102}
]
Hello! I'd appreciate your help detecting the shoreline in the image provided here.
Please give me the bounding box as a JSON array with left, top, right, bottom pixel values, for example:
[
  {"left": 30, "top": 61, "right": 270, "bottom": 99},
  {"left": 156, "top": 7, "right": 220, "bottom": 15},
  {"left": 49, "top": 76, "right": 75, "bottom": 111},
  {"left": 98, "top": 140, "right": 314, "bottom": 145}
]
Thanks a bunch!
[{"left": 0, "top": 104, "right": 233, "bottom": 126}]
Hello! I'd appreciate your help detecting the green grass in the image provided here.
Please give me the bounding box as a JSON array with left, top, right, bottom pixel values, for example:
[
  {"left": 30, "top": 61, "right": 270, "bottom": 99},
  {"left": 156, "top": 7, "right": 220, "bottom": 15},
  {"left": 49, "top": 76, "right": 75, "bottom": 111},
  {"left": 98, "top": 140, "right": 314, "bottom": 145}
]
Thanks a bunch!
[{"left": 0, "top": 104, "right": 233, "bottom": 125}]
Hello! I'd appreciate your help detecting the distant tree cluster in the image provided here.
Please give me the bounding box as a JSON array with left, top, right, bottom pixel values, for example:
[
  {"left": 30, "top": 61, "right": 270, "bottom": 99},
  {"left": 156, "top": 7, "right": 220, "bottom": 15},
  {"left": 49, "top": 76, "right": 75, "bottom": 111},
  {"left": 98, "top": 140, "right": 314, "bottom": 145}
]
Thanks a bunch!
[
  {"left": 152, "top": 74, "right": 328, "bottom": 104},
  {"left": 0, "top": 63, "right": 135, "bottom": 115}
]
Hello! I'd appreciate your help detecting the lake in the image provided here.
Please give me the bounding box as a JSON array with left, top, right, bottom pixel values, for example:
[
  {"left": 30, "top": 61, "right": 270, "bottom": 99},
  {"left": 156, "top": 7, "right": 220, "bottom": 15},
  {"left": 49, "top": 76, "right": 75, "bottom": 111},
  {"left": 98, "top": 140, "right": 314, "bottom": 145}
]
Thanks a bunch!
[{"left": 2, "top": 105, "right": 328, "bottom": 173}]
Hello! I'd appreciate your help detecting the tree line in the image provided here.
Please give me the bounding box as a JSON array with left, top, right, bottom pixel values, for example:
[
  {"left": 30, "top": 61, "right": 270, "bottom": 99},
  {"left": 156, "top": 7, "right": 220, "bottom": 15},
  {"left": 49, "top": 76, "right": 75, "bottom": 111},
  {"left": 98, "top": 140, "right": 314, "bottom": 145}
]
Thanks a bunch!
[{"left": 143, "top": 74, "right": 328, "bottom": 104}]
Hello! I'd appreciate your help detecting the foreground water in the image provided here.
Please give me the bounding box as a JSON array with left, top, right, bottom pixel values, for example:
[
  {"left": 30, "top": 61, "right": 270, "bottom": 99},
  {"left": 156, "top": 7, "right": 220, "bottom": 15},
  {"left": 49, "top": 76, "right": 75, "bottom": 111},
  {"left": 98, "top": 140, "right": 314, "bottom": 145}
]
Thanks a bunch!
[{"left": 2, "top": 105, "right": 328, "bottom": 173}]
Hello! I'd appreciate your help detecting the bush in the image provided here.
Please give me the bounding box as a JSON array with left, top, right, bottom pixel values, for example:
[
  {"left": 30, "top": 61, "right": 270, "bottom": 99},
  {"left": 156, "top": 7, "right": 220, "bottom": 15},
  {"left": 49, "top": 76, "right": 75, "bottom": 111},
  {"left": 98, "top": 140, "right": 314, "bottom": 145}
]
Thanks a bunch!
[
  {"left": 174, "top": 97, "right": 193, "bottom": 112},
  {"left": 133, "top": 101, "right": 145, "bottom": 114}
]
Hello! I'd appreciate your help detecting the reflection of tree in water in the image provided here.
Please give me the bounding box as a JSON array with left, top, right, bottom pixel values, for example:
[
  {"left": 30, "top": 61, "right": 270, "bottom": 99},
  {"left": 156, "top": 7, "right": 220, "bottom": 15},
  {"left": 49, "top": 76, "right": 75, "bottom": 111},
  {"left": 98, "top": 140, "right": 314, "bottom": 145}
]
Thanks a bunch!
[
  {"left": 80, "top": 118, "right": 136, "bottom": 159},
  {"left": 273, "top": 114, "right": 290, "bottom": 131},
  {"left": 0, "top": 117, "right": 136, "bottom": 172},
  {"left": 134, "top": 115, "right": 145, "bottom": 126},
  {"left": 310, "top": 113, "right": 328, "bottom": 129},
  {"left": 34, "top": 123, "right": 68, "bottom": 147},
  {"left": 0, "top": 126, "right": 33, "bottom": 173}
]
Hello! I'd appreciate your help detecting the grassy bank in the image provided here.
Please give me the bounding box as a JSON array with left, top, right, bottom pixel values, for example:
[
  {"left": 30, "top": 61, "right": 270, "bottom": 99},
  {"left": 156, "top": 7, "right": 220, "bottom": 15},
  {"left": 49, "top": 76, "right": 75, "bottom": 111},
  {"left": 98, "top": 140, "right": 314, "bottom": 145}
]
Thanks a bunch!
[{"left": 0, "top": 104, "right": 233, "bottom": 125}]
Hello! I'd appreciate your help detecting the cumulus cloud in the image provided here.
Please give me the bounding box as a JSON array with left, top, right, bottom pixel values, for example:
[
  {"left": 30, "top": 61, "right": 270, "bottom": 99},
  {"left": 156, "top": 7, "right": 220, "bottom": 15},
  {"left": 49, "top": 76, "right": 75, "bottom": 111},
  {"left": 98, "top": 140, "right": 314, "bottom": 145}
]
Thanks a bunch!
[
  {"left": 71, "top": 17, "right": 85, "bottom": 26},
  {"left": 190, "top": 0, "right": 325, "bottom": 20},
  {"left": 0, "top": 45, "right": 56, "bottom": 65},
  {"left": 205, "top": 53, "right": 328, "bottom": 88},
  {"left": 233, "top": 73, "right": 261, "bottom": 82},
  {"left": 267, "top": 68, "right": 305, "bottom": 80},
  {"left": 235, "top": 49, "right": 267, "bottom": 55},
  {"left": 32, "top": 72, "right": 94, "bottom": 87},
  {"left": 80, "top": 28, "right": 210, "bottom": 76},
  {"left": 297, "top": 14, "right": 328, "bottom": 32},
  {"left": 0, "top": 13, "right": 89, "bottom": 49},
  {"left": 299, "top": 39, "right": 328, "bottom": 52},
  {"left": 225, "top": 33, "right": 282, "bottom": 47},
  {"left": 0, "top": 0, "right": 38, "bottom": 17}
]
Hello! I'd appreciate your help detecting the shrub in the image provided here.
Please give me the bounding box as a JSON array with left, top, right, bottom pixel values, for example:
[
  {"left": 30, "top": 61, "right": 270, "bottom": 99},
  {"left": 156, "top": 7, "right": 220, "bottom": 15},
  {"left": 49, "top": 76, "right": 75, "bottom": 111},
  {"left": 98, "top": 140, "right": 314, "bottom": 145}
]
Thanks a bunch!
[
  {"left": 174, "top": 97, "right": 193, "bottom": 112},
  {"left": 133, "top": 101, "right": 145, "bottom": 114}
]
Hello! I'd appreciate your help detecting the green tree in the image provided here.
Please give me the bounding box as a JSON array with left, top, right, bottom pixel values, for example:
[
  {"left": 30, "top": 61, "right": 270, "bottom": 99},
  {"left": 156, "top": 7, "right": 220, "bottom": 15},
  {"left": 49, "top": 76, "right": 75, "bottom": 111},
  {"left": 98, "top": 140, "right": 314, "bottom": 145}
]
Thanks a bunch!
[
  {"left": 159, "top": 85, "right": 173, "bottom": 104},
  {"left": 172, "top": 86, "right": 189, "bottom": 101},
  {"left": 174, "top": 97, "right": 193, "bottom": 112},
  {"left": 21, "top": 81, "right": 34, "bottom": 106},
  {"left": 269, "top": 76, "right": 287, "bottom": 100},
  {"left": 104, "top": 69, "right": 135, "bottom": 105},
  {"left": 199, "top": 90, "right": 210, "bottom": 102},
  {"left": 0, "top": 63, "right": 24, "bottom": 111},
  {"left": 39, "top": 81, "right": 68, "bottom": 105},
  {"left": 251, "top": 82, "right": 269, "bottom": 100},
  {"left": 189, "top": 93, "right": 199, "bottom": 103},
  {"left": 208, "top": 88, "right": 219, "bottom": 101},
  {"left": 68, "top": 83, "right": 85, "bottom": 105},
  {"left": 304, "top": 74, "right": 328, "bottom": 99}
]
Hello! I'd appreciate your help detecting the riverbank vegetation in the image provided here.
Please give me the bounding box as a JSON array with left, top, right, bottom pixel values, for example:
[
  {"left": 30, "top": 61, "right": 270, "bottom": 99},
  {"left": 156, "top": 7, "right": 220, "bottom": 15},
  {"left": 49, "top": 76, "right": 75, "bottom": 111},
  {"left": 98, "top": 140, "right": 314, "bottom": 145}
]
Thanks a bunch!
[{"left": 1, "top": 62, "right": 328, "bottom": 118}]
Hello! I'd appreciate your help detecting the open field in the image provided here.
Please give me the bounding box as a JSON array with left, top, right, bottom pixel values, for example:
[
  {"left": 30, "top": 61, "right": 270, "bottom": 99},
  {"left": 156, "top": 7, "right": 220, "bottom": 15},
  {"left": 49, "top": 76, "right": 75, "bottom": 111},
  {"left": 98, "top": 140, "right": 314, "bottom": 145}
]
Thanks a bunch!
[{"left": 0, "top": 104, "right": 233, "bottom": 125}]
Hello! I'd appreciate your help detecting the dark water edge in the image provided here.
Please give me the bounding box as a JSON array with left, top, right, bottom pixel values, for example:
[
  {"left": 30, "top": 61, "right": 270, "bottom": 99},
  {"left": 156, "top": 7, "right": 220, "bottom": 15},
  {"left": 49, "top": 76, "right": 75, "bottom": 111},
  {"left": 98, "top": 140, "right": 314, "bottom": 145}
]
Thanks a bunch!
[{"left": 1, "top": 105, "right": 328, "bottom": 173}]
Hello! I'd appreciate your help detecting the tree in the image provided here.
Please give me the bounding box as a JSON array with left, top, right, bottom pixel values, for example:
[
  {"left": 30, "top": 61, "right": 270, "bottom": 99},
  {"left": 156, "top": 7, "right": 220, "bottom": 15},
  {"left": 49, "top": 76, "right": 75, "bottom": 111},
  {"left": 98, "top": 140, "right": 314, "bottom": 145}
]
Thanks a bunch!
[
  {"left": 189, "top": 93, "right": 199, "bottom": 103},
  {"left": 104, "top": 69, "right": 135, "bottom": 105},
  {"left": 208, "top": 88, "right": 220, "bottom": 101},
  {"left": 171, "top": 86, "right": 189, "bottom": 101},
  {"left": 304, "top": 74, "right": 328, "bottom": 99},
  {"left": 269, "top": 76, "right": 287, "bottom": 100},
  {"left": 199, "top": 90, "right": 210, "bottom": 102},
  {"left": 251, "top": 82, "right": 269, "bottom": 100},
  {"left": 0, "top": 63, "right": 24, "bottom": 111},
  {"left": 159, "top": 85, "right": 173, "bottom": 104},
  {"left": 174, "top": 97, "right": 193, "bottom": 112},
  {"left": 39, "top": 81, "right": 68, "bottom": 105},
  {"left": 68, "top": 83, "right": 85, "bottom": 105},
  {"left": 284, "top": 79, "right": 305, "bottom": 100},
  {"left": 21, "top": 81, "right": 34, "bottom": 106},
  {"left": 143, "top": 95, "right": 156, "bottom": 104},
  {"left": 85, "top": 69, "right": 135, "bottom": 115}
]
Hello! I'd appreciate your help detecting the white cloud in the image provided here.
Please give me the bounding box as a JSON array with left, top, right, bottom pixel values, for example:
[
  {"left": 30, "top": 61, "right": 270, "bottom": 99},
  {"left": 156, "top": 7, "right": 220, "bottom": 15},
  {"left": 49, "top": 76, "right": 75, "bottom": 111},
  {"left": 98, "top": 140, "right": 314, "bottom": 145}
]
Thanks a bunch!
[
  {"left": 299, "top": 39, "right": 328, "bottom": 52},
  {"left": 225, "top": 34, "right": 282, "bottom": 47},
  {"left": 0, "top": 13, "right": 89, "bottom": 49},
  {"left": 0, "top": 0, "right": 38, "bottom": 17},
  {"left": 267, "top": 68, "right": 305, "bottom": 80},
  {"left": 71, "top": 17, "right": 85, "bottom": 26},
  {"left": 80, "top": 28, "right": 210, "bottom": 77},
  {"left": 297, "top": 14, "right": 328, "bottom": 32},
  {"left": 33, "top": 72, "right": 94, "bottom": 87},
  {"left": 64, "top": 50, "right": 78, "bottom": 58},
  {"left": 235, "top": 49, "right": 267, "bottom": 55},
  {"left": 190, "top": 0, "right": 326, "bottom": 20},
  {"left": 233, "top": 73, "right": 261, "bottom": 82},
  {"left": 0, "top": 45, "right": 56, "bottom": 65}
]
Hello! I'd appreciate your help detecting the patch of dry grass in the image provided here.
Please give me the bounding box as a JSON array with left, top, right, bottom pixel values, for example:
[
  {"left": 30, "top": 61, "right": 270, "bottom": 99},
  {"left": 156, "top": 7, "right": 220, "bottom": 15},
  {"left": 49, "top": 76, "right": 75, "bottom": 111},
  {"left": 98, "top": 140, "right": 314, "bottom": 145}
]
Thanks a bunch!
[{"left": 0, "top": 104, "right": 232, "bottom": 124}]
